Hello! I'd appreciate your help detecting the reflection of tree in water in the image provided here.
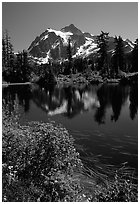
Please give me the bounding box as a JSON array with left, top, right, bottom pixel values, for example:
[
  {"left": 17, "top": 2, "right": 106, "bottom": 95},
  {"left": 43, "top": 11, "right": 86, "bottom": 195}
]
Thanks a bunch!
[
  {"left": 129, "top": 84, "right": 138, "bottom": 120},
  {"left": 3, "top": 84, "right": 134, "bottom": 123},
  {"left": 110, "top": 85, "right": 129, "bottom": 122},
  {"left": 3, "top": 87, "right": 16, "bottom": 115},
  {"left": 31, "top": 84, "right": 87, "bottom": 118},
  {"left": 45, "top": 85, "right": 55, "bottom": 110},
  {"left": 32, "top": 83, "right": 131, "bottom": 121},
  {"left": 2, "top": 85, "right": 31, "bottom": 114},
  {"left": 64, "top": 86, "right": 73, "bottom": 116},
  {"left": 94, "top": 84, "right": 129, "bottom": 124},
  {"left": 18, "top": 86, "right": 31, "bottom": 112},
  {"left": 31, "top": 84, "right": 64, "bottom": 113},
  {"left": 63, "top": 86, "right": 84, "bottom": 118},
  {"left": 94, "top": 85, "right": 109, "bottom": 124}
]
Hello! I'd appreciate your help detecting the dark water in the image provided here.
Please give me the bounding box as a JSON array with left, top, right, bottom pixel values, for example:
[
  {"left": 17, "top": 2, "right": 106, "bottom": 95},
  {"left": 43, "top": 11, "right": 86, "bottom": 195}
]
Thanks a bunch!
[{"left": 2, "top": 83, "right": 138, "bottom": 172}]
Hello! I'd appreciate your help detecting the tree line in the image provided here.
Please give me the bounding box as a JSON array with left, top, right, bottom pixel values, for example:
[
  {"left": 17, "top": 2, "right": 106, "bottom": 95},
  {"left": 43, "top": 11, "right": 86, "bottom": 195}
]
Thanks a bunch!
[
  {"left": 96, "top": 31, "right": 138, "bottom": 78},
  {"left": 2, "top": 30, "right": 32, "bottom": 83},
  {"left": 66, "top": 31, "right": 138, "bottom": 77},
  {"left": 2, "top": 30, "right": 138, "bottom": 83}
]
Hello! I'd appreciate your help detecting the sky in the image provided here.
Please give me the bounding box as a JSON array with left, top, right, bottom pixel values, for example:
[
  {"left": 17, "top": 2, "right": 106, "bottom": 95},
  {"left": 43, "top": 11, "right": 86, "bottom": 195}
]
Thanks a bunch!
[{"left": 2, "top": 2, "right": 138, "bottom": 52}]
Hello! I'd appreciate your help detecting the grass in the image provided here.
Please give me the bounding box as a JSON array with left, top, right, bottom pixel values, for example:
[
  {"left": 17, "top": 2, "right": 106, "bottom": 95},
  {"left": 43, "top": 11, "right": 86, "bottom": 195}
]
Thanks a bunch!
[
  {"left": 2, "top": 102, "right": 138, "bottom": 202},
  {"left": 81, "top": 163, "right": 137, "bottom": 202}
]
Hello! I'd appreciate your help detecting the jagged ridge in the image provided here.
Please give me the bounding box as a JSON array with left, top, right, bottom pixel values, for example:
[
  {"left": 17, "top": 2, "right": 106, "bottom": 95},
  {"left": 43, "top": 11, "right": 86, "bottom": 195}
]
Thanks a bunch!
[{"left": 28, "top": 24, "right": 134, "bottom": 64}]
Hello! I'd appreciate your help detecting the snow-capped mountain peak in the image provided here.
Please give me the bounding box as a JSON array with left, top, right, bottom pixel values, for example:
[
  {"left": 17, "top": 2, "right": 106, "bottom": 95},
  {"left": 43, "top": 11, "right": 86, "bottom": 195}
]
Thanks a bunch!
[
  {"left": 47, "top": 28, "right": 73, "bottom": 45},
  {"left": 28, "top": 24, "right": 135, "bottom": 64},
  {"left": 61, "top": 24, "right": 83, "bottom": 35}
]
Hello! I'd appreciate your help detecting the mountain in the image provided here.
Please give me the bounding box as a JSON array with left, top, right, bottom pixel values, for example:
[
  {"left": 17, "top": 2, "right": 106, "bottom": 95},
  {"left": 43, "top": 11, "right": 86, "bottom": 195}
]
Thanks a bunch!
[
  {"left": 28, "top": 24, "right": 134, "bottom": 64},
  {"left": 61, "top": 24, "right": 83, "bottom": 35}
]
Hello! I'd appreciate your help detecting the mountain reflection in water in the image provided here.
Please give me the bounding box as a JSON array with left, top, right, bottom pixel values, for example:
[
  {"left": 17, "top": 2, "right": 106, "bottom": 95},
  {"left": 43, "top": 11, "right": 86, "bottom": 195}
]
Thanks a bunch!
[
  {"left": 2, "top": 83, "right": 138, "bottom": 170},
  {"left": 2, "top": 83, "right": 138, "bottom": 123}
]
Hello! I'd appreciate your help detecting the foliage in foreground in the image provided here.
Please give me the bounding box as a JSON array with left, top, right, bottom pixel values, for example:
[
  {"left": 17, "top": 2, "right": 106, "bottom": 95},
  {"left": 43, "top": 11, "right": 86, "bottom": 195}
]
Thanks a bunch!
[
  {"left": 87, "top": 167, "right": 137, "bottom": 202},
  {"left": 2, "top": 106, "right": 83, "bottom": 202},
  {"left": 2, "top": 104, "right": 138, "bottom": 202}
]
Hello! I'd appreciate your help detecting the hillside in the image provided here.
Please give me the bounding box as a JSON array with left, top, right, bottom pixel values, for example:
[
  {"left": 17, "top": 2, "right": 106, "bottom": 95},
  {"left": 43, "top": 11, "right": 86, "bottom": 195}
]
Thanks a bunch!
[{"left": 28, "top": 24, "right": 134, "bottom": 64}]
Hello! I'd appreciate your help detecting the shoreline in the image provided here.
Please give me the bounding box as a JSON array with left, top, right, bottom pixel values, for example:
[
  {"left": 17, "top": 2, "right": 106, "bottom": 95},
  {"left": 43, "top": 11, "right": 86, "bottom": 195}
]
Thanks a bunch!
[
  {"left": 2, "top": 82, "right": 31, "bottom": 86},
  {"left": 2, "top": 71, "right": 137, "bottom": 88}
]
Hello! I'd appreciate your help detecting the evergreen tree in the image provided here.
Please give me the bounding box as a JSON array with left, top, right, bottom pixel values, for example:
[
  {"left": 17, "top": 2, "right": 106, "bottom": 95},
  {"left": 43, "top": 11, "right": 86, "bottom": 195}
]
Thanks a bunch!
[
  {"left": 22, "top": 50, "right": 29, "bottom": 81},
  {"left": 2, "top": 38, "right": 6, "bottom": 69},
  {"left": 9, "top": 43, "right": 15, "bottom": 70},
  {"left": 15, "top": 50, "right": 30, "bottom": 82},
  {"left": 2, "top": 30, "right": 15, "bottom": 82},
  {"left": 131, "top": 39, "right": 138, "bottom": 72},
  {"left": 113, "top": 36, "right": 125, "bottom": 77},
  {"left": 5, "top": 30, "right": 12, "bottom": 67},
  {"left": 67, "top": 38, "right": 72, "bottom": 74},
  {"left": 2, "top": 30, "right": 14, "bottom": 68},
  {"left": 96, "top": 31, "right": 109, "bottom": 75}
]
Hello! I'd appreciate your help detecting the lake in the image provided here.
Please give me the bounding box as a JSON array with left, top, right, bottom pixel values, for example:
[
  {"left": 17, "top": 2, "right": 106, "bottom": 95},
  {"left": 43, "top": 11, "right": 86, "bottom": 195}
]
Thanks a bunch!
[{"left": 2, "top": 83, "right": 138, "bottom": 174}]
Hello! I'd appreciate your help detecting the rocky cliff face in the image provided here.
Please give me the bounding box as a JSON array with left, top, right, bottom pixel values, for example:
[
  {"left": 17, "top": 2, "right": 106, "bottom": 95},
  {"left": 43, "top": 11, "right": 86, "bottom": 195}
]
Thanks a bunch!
[{"left": 28, "top": 24, "right": 134, "bottom": 64}]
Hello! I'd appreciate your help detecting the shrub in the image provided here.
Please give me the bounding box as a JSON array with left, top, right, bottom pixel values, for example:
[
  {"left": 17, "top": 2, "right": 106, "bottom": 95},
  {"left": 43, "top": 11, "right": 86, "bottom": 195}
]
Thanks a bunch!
[{"left": 2, "top": 106, "right": 83, "bottom": 201}]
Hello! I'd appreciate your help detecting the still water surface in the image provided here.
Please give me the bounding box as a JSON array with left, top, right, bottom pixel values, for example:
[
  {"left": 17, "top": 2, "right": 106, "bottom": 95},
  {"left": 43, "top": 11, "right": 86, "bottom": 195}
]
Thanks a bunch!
[{"left": 2, "top": 83, "right": 138, "bottom": 172}]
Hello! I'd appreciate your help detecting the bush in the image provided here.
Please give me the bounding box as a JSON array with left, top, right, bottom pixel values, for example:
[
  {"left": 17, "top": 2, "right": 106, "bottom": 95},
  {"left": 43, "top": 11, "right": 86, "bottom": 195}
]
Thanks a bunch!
[{"left": 2, "top": 106, "right": 83, "bottom": 201}]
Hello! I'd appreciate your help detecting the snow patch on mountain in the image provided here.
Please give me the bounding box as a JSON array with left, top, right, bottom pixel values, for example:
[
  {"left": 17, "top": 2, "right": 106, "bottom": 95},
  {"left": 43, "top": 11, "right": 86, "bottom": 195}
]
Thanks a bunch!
[
  {"left": 108, "top": 49, "right": 115, "bottom": 53},
  {"left": 52, "top": 41, "right": 60, "bottom": 49},
  {"left": 35, "top": 50, "right": 51, "bottom": 64},
  {"left": 41, "top": 34, "right": 49, "bottom": 41},
  {"left": 73, "top": 37, "right": 98, "bottom": 57},
  {"left": 31, "top": 34, "right": 49, "bottom": 47},
  {"left": 47, "top": 28, "right": 73, "bottom": 45},
  {"left": 126, "top": 41, "right": 134, "bottom": 50}
]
